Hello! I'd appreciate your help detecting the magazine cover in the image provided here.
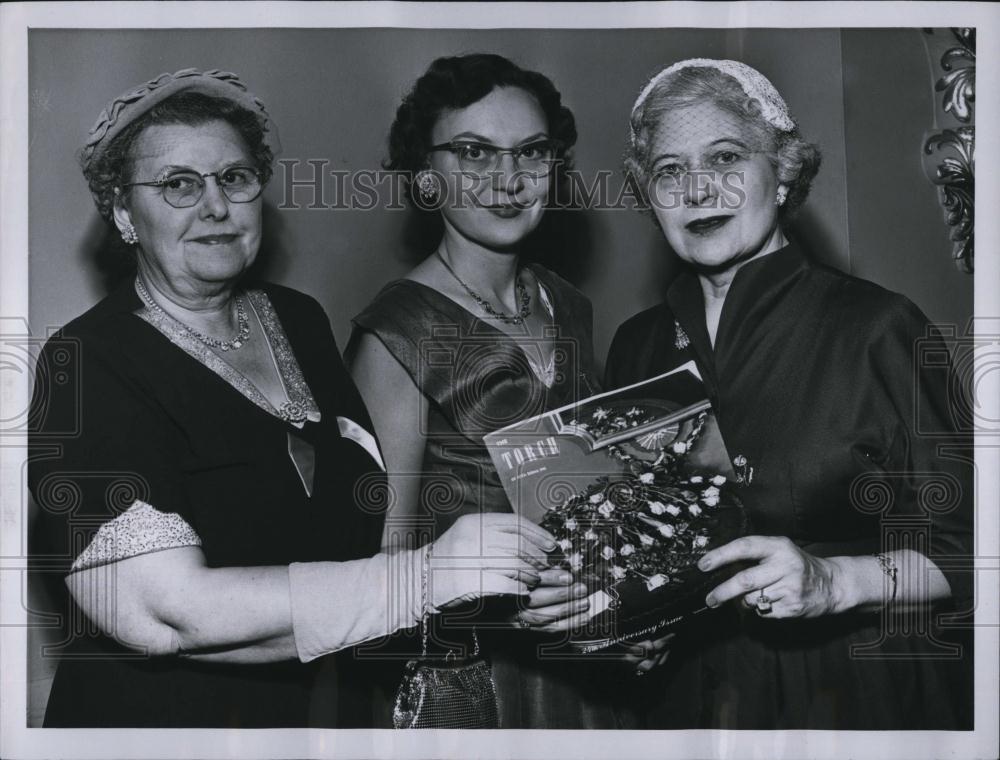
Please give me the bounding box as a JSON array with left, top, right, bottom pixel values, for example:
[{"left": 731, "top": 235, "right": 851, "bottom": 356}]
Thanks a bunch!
[{"left": 485, "top": 362, "right": 748, "bottom": 650}]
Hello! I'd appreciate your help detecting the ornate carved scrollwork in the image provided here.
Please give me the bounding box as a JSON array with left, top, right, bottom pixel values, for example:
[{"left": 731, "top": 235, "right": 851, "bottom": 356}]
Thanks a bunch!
[{"left": 923, "top": 28, "right": 975, "bottom": 273}]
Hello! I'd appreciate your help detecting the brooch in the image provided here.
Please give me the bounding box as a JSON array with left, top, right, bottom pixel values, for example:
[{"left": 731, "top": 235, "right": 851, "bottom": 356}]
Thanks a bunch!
[{"left": 674, "top": 320, "right": 691, "bottom": 350}]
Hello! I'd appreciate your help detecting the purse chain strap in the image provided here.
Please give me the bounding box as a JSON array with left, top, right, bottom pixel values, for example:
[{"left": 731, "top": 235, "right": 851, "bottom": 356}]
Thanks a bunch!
[{"left": 421, "top": 543, "right": 480, "bottom": 659}]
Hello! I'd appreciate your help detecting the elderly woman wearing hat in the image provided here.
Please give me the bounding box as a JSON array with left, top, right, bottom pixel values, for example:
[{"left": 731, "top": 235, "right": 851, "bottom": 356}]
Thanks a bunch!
[
  {"left": 605, "top": 59, "right": 973, "bottom": 728},
  {"left": 28, "top": 69, "right": 555, "bottom": 728}
]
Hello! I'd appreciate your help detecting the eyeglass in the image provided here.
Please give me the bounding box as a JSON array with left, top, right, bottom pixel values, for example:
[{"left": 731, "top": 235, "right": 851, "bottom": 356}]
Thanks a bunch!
[
  {"left": 651, "top": 149, "right": 749, "bottom": 184},
  {"left": 427, "top": 139, "right": 562, "bottom": 178},
  {"left": 121, "top": 166, "right": 264, "bottom": 208}
]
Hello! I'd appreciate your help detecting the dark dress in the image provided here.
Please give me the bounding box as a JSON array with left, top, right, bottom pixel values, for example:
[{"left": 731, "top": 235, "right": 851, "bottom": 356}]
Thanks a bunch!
[
  {"left": 604, "top": 242, "right": 974, "bottom": 729},
  {"left": 349, "top": 263, "right": 634, "bottom": 729},
  {"left": 28, "top": 279, "right": 387, "bottom": 727}
]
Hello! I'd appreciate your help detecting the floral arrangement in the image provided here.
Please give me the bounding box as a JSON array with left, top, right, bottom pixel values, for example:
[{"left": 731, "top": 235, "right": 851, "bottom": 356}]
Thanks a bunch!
[{"left": 541, "top": 406, "right": 733, "bottom": 593}]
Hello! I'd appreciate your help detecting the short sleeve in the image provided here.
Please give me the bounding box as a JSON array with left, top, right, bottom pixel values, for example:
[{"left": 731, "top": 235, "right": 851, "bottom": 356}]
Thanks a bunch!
[
  {"left": 869, "top": 297, "right": 974, "bottom": 607},
  {"left": 29, "top": 327, "right": 199, "bottom": 575}
]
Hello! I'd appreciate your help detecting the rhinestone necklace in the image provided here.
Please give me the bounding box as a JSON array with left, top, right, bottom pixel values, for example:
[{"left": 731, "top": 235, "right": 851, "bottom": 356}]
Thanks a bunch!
[
  {"left": 434, "top": 251, "right": 531, "bottom": 325},
  {"left": 135, "top": 277, "right": 250, "bottom": 351}
]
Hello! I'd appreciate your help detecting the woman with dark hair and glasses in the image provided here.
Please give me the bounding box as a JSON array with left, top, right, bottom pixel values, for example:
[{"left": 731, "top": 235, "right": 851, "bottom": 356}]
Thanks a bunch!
[
  {"left": 347, "top": 53, "right": 650, "bottom": 729},
  {"left": 28, "top": 68, "right": 553, "bottom": 728}
]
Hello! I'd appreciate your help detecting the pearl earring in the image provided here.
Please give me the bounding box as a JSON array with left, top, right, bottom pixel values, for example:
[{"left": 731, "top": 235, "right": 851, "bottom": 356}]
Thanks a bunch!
[{"left": 776, "top": 186, "right": 788, "bottom": 206}]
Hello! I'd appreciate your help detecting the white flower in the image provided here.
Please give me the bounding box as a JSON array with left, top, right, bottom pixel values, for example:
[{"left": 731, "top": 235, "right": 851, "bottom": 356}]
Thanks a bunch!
[
  {"left": 702, "top": 486, "right": 720, "bottom": 500},
  {"left": 593, "top": 407, "right": 609, "bottom": 421},
  {"left": 665, "top": 503, "right": 682, "bottom": 516},
  {"left": 649, "top": 501, "right": 666, "bottom": 515},
  {"left": 658, "top": 524, "right": 675, "bottom": 538},
  {"left": 694, "top": 535, "right": 709, "bottom": 548},
  {"left": 584, "top": 528, "right": 598, "bottom": 541},
  {"left": 589, "top": 492, "right": 604, "bottom": 504},
  {"left": 646, "top": 573, "right": 668, "bottom": 590},
  {"left": 565, "top": 518, "right": 578, "bottom": 531},
  {"left": 710, "top": 475, "right": 727, "bottom": 486},
  {"left": 639, "top": 472, "right": 655, "bottom": 484},
  {"left": 626, "top": 407, "right": 641, "bottom": 417},
  {"left": 701, "top": 494, "right": 719, "bottom": 507},
  {"left": 558, "top": 538, "right": 573, "bottom": 551},
  {"left": 689, "top": 475, "right": 704, "bottom": 484},
  {"left": 620, "top": 543, "right": 635, "bottom": 556},
  {"left": 567, "top": 552, "right": 583, "bottom": 570},
  {"left": 612, "top": 565, "right": 627, "bottom": 580},
  {"left": 598, "top": 500, "right": 615, "bottom": 517},
  {"left": 640, "top": 533, "right": 655, "bottom": 546},
  {"left": 688, "top": 504, "right": 703, "bottom": 516},
  {"left": 672, "top": 441, "right": 689, "bottom": 454},
  {"left": 601, "top": 545, "right": 615, "bottom": 560}
]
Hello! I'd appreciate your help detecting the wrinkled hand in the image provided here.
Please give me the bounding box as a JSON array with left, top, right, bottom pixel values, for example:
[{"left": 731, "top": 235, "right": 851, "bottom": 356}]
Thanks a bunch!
[
  {"left": 700, "top": 535, "right": 845, "bottom": 618},
  {"left": 429, "top": 513, "right": 555, "bottom": 611},
  {"left": 622, "top": 632, "right": 676, "bottom": 674},
  {"left": 512, "top": 568, "right": 591, "bottom": 633}
]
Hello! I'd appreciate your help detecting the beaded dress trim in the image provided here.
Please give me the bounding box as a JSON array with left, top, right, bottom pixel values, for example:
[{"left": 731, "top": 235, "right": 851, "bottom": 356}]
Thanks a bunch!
[
  {"left": 136, "top": 287, "right": 320, "bottom": 427},
  {"left": 71, "top": 500, "right": 201, "bottom": 572}
]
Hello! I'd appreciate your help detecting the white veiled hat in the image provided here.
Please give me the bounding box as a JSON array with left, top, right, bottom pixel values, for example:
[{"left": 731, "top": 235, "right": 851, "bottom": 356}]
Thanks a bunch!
[{"left": 630, "top": 58, "right": 796, "bottom": 137}]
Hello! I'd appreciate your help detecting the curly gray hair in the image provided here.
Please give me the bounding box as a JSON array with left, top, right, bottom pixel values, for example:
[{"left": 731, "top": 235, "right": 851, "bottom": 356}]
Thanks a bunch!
[{"left": 624, "top": 65, "right": 821, "bottom": 217}]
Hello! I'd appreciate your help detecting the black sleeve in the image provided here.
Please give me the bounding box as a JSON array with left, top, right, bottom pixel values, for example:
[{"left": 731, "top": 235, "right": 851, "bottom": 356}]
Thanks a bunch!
[
  {"left": 869, "top": 297, "right": 974, "bottom": 607},
  {"left": 604, "top": 309, "right": 665, "bottom": 390},
  {"left": 604, "top": 323, "right": 633, "bottom": 391},
  {"left": 28, "top": 328, "right": 196, "bottom": 575}
]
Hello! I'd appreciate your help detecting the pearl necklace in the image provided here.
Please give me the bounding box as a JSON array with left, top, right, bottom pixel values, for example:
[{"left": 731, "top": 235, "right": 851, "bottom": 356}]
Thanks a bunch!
[{"left": 135, "top": 277, "right": 250, "bottom": 351}]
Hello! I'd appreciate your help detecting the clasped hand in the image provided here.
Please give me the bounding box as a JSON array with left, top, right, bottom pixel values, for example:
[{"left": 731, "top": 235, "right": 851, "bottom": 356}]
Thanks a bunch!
[{"left": 430, "top": 514, "right": 676, "bottom": 671}]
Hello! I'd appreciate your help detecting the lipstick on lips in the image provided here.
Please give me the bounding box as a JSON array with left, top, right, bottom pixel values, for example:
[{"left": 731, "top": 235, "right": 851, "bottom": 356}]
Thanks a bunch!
[
  {"left": 482, "top": 197, "right": 538, "bottom": 219},
  {"left": 685, "top": 215, "right": 733, "bottom": 235},
  {"left": 486, "top": 205, "right": 523, "bottom": 219},
  {"left": 190, "top": 233, "right": 239, "bottom": 245}
]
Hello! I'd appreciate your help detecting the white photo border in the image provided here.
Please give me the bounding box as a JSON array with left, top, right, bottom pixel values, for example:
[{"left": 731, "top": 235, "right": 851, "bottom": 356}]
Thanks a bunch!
[{"left": 1, "top": 2, "right": 998, "bottom": 759}]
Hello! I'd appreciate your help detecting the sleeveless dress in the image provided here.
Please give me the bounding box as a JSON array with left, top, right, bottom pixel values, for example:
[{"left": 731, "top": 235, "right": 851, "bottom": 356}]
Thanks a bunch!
[{"left": 349, "top": 263, "right": 635, "bottom": 729}]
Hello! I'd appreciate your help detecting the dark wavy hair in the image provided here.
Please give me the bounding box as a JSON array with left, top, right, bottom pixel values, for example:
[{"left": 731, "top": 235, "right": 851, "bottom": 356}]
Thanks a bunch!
[
  {"left": 81, "top": 91, "right": 274, "bottom": 222},
  {"left": 385, "top": 53, "right": 578, "bottom": 207},
  {"left": 625, "top": 66, "right": 821, "bottom": 218}
]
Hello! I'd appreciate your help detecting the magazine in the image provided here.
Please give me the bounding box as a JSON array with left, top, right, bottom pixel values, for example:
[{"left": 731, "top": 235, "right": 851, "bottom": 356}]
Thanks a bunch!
[{"left": 484, "top": 361, "right": 747, "bottom": 651}]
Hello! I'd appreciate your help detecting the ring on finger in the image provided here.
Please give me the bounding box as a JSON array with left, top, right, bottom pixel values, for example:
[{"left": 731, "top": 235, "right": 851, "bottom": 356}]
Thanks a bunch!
[
  {"left": 516, "top": 613, "right": 532, "bottom": 629},
  {"left": 755, "top": 591, "right": 773, "bottom": 616}
]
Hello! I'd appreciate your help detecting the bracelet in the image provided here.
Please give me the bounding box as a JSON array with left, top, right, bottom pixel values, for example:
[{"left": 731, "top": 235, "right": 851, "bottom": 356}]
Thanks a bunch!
[
  {"left": 419, "top": 545, "right": 432, "bottom": 654},
  {"left": 873, "top": 552, "right": 898, "bottom": 607}
]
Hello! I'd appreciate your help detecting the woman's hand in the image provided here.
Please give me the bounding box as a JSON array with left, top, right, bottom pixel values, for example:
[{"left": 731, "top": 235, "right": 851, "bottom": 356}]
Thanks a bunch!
[
  {"left": 512, "top": 568, "right": 591, "bottom": 632},
  {"left": 429, "top": 513, "right": 556, "bottom": 611},
  {"left": 621, "top": 632, "right": 676, "bottom": 675},
  {"left": 699, "top": 535, "right": 849, "bottom": 618}
]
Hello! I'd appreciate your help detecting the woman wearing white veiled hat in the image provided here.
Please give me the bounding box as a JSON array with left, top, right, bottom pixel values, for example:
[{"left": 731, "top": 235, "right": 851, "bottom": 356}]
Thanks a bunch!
[{"left": 605, "top": 59, "right": 973, "bottom": 729}]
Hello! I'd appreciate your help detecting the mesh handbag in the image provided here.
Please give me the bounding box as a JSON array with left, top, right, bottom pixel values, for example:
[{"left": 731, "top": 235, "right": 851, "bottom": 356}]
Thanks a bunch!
[
  {"left": 392, "top": 630, "right": 499, "bottom": 729},
  {"left": 392, "top": 548, "right": 500, "bottom": 729}
]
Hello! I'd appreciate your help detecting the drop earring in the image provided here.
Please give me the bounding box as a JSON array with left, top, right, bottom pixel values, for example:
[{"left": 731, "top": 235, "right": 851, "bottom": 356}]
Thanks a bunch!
[
  {"left": 776, "top": 186, "right": 788, "bottom": 207},
  {"left": 120, "top": 222, "right": 139, "bottom": 245}
]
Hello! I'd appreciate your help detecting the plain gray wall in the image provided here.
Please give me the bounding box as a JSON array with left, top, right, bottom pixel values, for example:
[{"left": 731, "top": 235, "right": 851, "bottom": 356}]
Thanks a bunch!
[
  {"left": 26, "top": 27, "right": 973, "bottom": 725},
  {"left": 29, "top": 27, "right": 858, "bottom": 361}
]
